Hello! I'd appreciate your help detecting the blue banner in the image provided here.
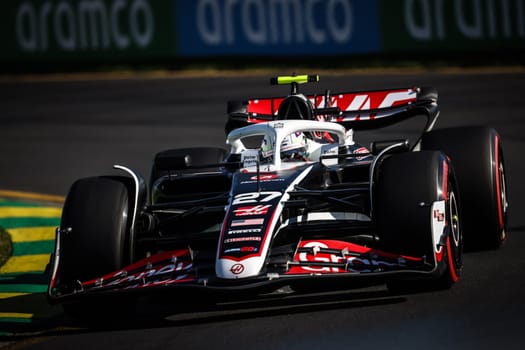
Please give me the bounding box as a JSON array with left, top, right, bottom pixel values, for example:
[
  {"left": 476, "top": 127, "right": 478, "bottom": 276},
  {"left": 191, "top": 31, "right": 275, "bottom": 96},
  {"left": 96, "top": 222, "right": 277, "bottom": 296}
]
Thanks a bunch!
[{"left": 175, "top": 0, "right": 381, "bottom": 56}]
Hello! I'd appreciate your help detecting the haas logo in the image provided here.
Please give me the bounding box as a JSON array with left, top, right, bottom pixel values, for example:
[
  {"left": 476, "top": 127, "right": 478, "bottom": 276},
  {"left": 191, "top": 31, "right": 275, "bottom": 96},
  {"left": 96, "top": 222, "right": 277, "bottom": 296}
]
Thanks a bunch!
[
  {"left": 234, "top": 205, "right": 271, "bottom": 216},
  {"left": 230, "top": 264, "right": 245, "bottom": 275}
]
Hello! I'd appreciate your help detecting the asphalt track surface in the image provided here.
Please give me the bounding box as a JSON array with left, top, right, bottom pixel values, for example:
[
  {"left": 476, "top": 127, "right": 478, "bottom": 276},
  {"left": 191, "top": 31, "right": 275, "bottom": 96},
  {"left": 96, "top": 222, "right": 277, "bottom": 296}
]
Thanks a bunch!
[{"left": 1, "top": 71, "right": 524, "bottom": 349}]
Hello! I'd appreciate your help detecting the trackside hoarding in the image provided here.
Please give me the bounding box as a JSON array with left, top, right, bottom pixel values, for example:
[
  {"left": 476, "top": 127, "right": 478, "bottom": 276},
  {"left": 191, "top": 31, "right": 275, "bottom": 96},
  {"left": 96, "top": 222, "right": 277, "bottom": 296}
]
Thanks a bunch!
[
  {"left": 381, "top": 0, "right": 525, "bottom": 52},
  {"left": 0, "top": 0, "right": 177, "bottom": 61},
  {"left": 175, "top": 0, "right": 381, "bottom": 55},
  {"left": 0, "top": 0, "right": 523, "bottom": 64}
]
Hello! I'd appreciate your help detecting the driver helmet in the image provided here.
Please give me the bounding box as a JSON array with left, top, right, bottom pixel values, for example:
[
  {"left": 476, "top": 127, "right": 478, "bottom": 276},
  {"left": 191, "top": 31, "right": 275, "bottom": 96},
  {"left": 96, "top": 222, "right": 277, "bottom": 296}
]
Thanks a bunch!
[{"left": 280, "top": 132, "right": 308, "bottom": 162}]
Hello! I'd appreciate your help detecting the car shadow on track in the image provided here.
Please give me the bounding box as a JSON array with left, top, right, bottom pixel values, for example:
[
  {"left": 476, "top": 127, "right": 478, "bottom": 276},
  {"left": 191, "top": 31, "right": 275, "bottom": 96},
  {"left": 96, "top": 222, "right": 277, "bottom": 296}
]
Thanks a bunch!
[
  {"left": 6, "top": 225, "right": 522, "bottom": 342},
  {"left": 141, "top": 286, "right": 405, "bottom": 327},
  {"left": 1, "top": 285, "right": 406, "bottom": 340}
]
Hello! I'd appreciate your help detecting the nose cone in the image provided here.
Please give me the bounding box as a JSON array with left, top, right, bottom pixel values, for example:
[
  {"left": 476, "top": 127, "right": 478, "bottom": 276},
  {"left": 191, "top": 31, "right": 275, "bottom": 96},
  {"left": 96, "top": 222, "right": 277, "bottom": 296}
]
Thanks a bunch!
[
  {"left": 216, "top": 256, "right": 266, "bottom": 279},
  {"left": 215, "top": 166, "right": 313, "bottom": 280}
]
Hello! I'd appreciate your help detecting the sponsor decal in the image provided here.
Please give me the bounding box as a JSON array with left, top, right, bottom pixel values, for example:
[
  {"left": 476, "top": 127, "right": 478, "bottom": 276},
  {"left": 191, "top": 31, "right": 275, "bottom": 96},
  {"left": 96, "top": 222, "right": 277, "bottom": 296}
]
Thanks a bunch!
[
  {"left": 353, "top": 146, "right": 371, "bottom": 161},
  {"left": 310, "top": 90, "right": 416, "bottom": 111},
  {"left": 251, "top": 174, "right": 278, "bottom": 181},
  {"left": 224, "top": 236, "right": 262, "bottom": 243},
  {"left": 99, "top": 261, "right": 193, "bottom": 288},
  {"left": 246, "top": 89, "right": 417, "bottom": 120},
  {"left": 224, "top": 248, "right": 241, "bottom": 253},
  {"left": 288, "top": 240, "right": 421, "bottom": 274},
  {"left": 230, "top": 263, "right": 245, "bottom": 275},
  {"left": 224, "top": 247, "right": 259, "bottom": 254},
  {"left": 234, "top": 204, "right": 271, "bottom": 216},
  {"left": 433, "top": 209, "right": 445, "bottom": 222},
  {"left": 241, "top": 174, "right": 284, "bottom": 185},
  {"left": 231, "top": 218, "right": 265, "bottom": 227},
  {"left": 241, "top": 149, "right": 260, "bottom": 168},
  {"left": 431, "top": 201, "right": 446, "bottom": 256},
  {"left": 228, "top": 228, "right": 263, "bottom": 235},
  {"left": 354, "top": 146, "right": 369, "bottom": 154}
]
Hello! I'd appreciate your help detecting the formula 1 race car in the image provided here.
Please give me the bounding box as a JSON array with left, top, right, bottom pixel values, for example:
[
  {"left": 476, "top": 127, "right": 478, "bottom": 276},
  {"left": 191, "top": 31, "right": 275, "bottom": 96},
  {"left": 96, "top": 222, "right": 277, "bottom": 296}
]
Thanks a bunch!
[{"left": 47, "top": 75, "right": 508, "bottom": 317}]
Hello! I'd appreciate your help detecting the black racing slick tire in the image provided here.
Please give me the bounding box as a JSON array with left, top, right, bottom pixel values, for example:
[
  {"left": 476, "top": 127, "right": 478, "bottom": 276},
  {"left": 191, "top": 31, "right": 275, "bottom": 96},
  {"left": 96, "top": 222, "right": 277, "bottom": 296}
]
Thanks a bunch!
[
  {"left": 374, "top": 151, "right": 463, "bottom": 292},
  {"left": 58, "top": 176, "right": 133, "bottom": 319},
  {"left": 421, "top": 126, "right": 508, "bottom": 250}
]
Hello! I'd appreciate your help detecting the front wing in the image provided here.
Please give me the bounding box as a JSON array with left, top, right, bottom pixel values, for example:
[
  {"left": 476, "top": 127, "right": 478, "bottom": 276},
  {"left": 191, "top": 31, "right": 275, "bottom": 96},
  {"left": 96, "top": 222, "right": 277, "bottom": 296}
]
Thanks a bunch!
[{"left": 48, "top": 230, "right": 438, "bottom": 302}]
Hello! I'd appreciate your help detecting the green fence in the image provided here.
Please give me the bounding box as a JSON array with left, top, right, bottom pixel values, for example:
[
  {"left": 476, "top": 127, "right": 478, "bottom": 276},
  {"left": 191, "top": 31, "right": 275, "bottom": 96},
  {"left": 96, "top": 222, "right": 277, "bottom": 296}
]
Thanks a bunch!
[
  {"left": 0, "top": 0, "right": 177, "bottom": 62},
  {"left": 381, "top": 0, "right": 525, "bottom": 52}
]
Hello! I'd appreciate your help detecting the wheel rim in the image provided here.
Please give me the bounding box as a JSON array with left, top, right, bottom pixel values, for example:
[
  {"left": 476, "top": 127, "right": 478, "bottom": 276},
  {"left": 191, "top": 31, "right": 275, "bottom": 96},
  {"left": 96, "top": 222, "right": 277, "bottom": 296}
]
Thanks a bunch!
[{"left": 498, "top": 153, "right": 508, "bottom": 241}]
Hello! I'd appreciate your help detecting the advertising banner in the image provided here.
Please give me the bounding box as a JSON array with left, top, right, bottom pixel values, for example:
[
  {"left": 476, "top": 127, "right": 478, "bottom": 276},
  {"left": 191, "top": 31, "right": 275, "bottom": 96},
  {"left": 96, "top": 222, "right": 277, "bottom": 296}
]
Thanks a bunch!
[
  {"left": 175, "top": 0, "right": 381, "bottom": 56},
  {"left": 1, "top": 0, "right": 523, "bottom": 64},
  {"left": 380, "top": 0, "right": 525, "bottom": 52},
  {"left": 0, "top": 0, "right": 177, "bottom": 62}
]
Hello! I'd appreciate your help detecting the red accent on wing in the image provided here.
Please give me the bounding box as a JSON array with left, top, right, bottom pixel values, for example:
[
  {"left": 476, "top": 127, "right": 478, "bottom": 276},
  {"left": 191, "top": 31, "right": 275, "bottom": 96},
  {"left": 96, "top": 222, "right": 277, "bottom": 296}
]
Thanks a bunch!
[
  {"left": 247, "top": 98, "right": 283, "bottom": 118},
  {"left": 320, "top": 89, "right": 416, "bottom": 111},
  {"left": 245, "top": 89, "right": 417, "bottom": 120},
  {"left": 82, "top": 249, "right": 194, "bottom": 287},
  {"left": 286, "top": 239, "right": 423, "bottom": 275}
]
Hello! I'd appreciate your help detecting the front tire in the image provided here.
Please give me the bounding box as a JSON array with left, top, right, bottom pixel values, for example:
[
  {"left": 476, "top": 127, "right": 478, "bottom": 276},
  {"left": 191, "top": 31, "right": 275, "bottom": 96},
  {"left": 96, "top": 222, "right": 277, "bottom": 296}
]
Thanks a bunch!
[
  {"left": 373, "top": 151, "right": 463, "bottom": 292},
  {"left": 58, "top": 176, "right": 133, "bottom": 319}
]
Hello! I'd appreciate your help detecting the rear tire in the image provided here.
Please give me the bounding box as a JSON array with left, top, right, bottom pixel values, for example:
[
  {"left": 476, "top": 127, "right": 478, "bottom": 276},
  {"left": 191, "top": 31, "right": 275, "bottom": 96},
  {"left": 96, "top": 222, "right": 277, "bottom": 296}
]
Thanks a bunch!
[
  {"left": 58, "top": 176, "right": 134, "bottom": 319},
  {"left": 421, "top": 126, "right": 508, "bottom": 250}
]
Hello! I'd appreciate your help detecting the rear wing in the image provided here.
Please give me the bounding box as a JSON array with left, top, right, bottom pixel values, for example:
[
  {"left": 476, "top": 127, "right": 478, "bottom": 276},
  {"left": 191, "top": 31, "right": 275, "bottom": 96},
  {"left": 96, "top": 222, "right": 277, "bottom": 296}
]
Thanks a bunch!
[{"left": 226, "top": 86, "right": 439, "bottom": 134}]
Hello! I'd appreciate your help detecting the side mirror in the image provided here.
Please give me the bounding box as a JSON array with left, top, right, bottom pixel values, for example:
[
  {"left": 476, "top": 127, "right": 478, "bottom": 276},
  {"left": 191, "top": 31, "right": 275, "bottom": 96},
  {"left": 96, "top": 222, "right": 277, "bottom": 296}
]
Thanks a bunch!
[{"left": 154, "top": 154, "right": 191, "bottom": 171}]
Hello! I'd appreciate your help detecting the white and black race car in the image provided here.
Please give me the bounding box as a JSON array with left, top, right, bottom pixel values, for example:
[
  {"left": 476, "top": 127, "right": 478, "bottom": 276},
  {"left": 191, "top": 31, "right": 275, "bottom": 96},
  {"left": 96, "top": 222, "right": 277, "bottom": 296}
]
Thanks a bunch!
[{"left": 47, "top": 75, "right": 508, "bottom": 317}]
